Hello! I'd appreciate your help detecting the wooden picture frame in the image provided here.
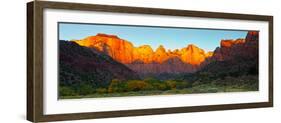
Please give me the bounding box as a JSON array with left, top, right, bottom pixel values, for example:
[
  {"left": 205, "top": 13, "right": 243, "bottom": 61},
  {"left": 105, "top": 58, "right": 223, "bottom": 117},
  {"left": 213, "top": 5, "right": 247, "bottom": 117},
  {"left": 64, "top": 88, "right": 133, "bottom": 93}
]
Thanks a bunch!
[{"left": 27, "top": 1, "right": 273, "bottom": 122}]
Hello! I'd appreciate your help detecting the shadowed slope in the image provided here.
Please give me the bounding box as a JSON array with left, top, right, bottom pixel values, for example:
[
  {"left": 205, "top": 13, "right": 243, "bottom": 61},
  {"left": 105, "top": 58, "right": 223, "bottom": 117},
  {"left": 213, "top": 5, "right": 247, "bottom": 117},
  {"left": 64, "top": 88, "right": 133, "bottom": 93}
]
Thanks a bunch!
[{"left": 59, "top": 40, "right": 140, "bottom": 87}]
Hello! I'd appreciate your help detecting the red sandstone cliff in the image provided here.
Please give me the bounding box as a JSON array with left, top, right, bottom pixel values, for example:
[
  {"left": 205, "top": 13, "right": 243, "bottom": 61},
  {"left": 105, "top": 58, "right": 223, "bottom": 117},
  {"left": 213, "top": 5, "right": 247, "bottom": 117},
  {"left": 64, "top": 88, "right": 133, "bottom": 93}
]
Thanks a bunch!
[
  {"left": 74, "top": 33, "right": 212, "bottom": 66},
  {"left": 73, "top": 32, "right": 257, "bottom": 75},
  {"left": 212, "top": 31, "right": 258, "bottom": 62}
]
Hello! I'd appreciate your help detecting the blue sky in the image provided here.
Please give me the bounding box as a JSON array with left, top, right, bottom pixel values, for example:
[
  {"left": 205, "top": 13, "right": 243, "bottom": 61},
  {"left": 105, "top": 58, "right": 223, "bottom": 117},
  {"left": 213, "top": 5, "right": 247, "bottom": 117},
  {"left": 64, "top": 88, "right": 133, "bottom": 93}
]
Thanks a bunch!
[{"left": 59, "top": 23, "right": 248, "bottom": 52}]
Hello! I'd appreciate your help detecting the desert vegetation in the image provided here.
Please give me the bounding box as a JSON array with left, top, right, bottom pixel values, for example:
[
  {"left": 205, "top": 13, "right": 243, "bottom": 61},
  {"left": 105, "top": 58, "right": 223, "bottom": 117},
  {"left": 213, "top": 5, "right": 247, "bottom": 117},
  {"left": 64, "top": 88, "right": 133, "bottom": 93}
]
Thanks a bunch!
[{"left": 59, "top": 74, "right": 258, "bottom": 99}]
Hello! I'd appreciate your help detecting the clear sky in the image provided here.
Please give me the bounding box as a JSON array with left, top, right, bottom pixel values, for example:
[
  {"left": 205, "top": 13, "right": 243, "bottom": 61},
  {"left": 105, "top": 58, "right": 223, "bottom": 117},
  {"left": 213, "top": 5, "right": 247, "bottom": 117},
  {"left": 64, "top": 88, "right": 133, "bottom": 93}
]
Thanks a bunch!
[{"left": 59, "top": 23, "right": 248, "bottom": 52}]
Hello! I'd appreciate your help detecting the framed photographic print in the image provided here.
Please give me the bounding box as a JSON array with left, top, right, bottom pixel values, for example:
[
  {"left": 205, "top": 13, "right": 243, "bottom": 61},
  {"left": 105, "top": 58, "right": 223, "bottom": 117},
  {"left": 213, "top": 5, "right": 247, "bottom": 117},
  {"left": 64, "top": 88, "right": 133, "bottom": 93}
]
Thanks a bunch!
[{"left": 27, "top": 1, "right": 273, "bottom": 122}]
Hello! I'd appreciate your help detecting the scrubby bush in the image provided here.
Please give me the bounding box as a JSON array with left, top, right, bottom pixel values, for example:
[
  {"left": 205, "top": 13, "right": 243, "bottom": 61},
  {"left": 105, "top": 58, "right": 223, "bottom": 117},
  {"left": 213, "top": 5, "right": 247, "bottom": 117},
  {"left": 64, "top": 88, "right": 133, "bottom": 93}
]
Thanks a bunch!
[
  {"left": 96, "top": 88, "right": 107, "bottom": 94},
  {"left": 127, "top": 80, "right": 153, "bottom": 91},
  {"left": 144, "top": 77, "right": 162, "bottom": 83},
  {"left": 175, "top": 81, "right": 190, "bottom": 89},
  {"left": 198, "top": 72, "right": 212, "bottom": 83},
  {"left": 165, "top": 80, "right": 177, "bottom": 89},
  {"left": 59, "top": 86, "right": 77, "bottom": 96},
  {"left": 192, "top": 81, "right": 201, "bottom": 87},
  {"left": 108, "top": 79, "right": 127, "bottom": 93},
  {"left": 76, "top": 83, "right": 94, "bottom": 95},
  {"left": 157, "top": 83, "right": 169, "bottom": 90},
  {"left": 165, "top": 80, "right": 191, "bottom": 89},
  {"left": 151, "top": 82, "right": 169, "bottom": 91}
]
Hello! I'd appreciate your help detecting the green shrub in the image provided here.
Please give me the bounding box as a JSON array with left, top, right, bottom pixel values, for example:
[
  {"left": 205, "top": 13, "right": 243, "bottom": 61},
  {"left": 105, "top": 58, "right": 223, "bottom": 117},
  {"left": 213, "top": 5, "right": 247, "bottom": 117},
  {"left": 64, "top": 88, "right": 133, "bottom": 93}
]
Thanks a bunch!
[
  {"left": 76, "top": 83, "right": 94, "bottom": 95},
  {"left": 96, "top": 88, "right": 107, "bottom": 94},
  {"left": 175, "top": 81, "right": 189, "bottom": 89},
  {"left": 151, "top": 82, "right": 169, "bottom": 91},
  {"left": 165, "top": 80, "right": 177, "bottom": 89},
  {"left": 144, "top": 77, "right": 161, "bottom": 83},
  {"left": 108, "top": 79, "right": 127, "bottom": 93},
  {"left": 127, "top": 80, "right": 153, "bottom": 91},
  {"left": 192, "top": 81, "right": 201, "bottom": 87},
  {"left": 59, "top": 86, "right": 76, "bottom": 96},
  {"left": 158, "top": 83, "right": 169, "bottom": 90}
]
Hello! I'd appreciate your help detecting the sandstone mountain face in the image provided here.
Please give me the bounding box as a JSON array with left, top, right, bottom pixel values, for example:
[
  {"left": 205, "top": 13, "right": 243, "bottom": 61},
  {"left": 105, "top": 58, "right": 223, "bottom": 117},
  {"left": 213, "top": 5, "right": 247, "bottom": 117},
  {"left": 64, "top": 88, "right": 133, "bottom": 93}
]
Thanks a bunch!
[
  {"left": 153, "top": 45, "right": 169, "bottom": 63},
  {"left": 199, "top": 31, "right": 259, "bottom": 76},
  {"left": 180, "top": 44, "right": 208, "bottom": 65},
  {"left": 220, "top": 39, "right": 245, "bottom": 47},
  {"left": 133, "top": 45, "right": 154, "bottom": 63},
  {"left": 59, "top": 40, "right": 140, "bottom": 87},
  {"left": 205, "top": 51, "right": 214, "bottom": 58},
  {"left": 74, "top": 33, "right": 135, "bottom": 64},
  {"left": 74, "top": 34, "right": 214, "bottom": 73},
  {"left": 73, "top": 32, "right": 257, "bottom": 76},
  {"left": 212, "top": 31, "right": 258, "bottom": 62},
  {"left": 74, "top": 33, "right": 214, "bottom": 75},
  {"left": 74, "top": 33, "right": 212, "bottom": 65}
]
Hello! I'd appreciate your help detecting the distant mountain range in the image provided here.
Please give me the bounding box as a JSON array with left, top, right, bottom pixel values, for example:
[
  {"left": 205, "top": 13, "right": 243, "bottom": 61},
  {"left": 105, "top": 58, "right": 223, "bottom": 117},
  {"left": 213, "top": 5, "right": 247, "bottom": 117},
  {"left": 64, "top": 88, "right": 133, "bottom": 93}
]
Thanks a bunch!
[
  {"left": 72, "top": 31, "right": 257, "bottom": 75},
  {"left": 74, "top": 33, "right": 213, "bottom": 65}
]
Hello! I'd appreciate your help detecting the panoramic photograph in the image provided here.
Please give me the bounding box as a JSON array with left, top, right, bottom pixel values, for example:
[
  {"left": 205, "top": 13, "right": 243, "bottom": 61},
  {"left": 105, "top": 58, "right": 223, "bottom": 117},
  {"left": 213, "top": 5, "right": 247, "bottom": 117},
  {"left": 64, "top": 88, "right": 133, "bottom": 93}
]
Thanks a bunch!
[{"left": 58, "top": 23, "right": 259, "bottom": 99}]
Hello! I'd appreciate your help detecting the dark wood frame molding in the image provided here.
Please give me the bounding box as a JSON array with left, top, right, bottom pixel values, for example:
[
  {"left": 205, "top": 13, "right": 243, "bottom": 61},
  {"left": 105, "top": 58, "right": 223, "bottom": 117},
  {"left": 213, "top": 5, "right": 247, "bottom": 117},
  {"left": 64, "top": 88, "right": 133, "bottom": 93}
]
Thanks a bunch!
[{"left": 27, "top": 1, "right": 273, "bottom": 122}]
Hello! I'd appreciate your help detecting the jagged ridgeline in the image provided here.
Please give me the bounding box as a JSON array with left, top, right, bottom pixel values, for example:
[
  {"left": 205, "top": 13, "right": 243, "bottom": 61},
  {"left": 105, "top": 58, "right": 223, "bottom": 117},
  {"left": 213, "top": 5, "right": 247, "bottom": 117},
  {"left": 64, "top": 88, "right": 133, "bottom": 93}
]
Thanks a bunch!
[
  {"left": 183, "top": 31, "right": 258, "bottom": 90},
  {"left": 73, "top": 33, "right": 213, "bottom": 75},
  {"left": 59, "top": 41, "right": 140, "bottom": 89},
  {"left": 59, "top": 31, "right": 258, "bottom": 99}
]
